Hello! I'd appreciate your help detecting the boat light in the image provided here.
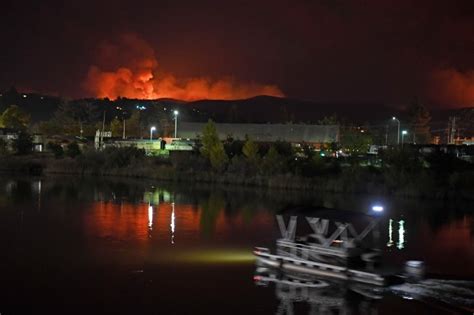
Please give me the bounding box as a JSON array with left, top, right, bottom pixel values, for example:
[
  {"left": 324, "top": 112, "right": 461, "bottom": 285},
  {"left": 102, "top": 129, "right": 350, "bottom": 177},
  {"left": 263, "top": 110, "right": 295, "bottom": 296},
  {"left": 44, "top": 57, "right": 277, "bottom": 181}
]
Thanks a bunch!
[{"left": 372, "top": 205, "right": 384, "bottom": 212}]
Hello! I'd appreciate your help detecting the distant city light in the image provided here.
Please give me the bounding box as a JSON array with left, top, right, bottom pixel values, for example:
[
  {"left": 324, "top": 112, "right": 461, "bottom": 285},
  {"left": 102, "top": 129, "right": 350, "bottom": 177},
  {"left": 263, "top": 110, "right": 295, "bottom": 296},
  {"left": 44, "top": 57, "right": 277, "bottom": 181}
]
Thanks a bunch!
[
  {"left": 22, "top": 94, "right": 27, "bottom": 98},
  {"left": 150, "top": 126, "right": 156, "bottom": 140},
  {"left": 402, "top": 130, "right": 408, "bottom": 135},
  {"left": 173, "top": 110, "right": 179, "bottom": 138}
]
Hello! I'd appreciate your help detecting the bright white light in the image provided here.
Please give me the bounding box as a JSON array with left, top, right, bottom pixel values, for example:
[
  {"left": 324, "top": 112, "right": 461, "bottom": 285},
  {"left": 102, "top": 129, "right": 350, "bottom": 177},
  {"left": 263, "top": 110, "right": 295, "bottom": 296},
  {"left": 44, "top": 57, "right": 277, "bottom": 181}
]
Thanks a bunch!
[
  {"left": 402, "top": 130, "right": 408, "bottom": 135},
  {"left": 392, "top": 116, "right": 396, "bottom": 120},
  {"left": 171, "top": 209, "right": 175, "bottom": 233},
  {"left": 148, "top": 205, "right": 153, "bottom": 230},
  {"left": 150, "top": 126, "right": 156, "bottom": 131},
  {"left": 397, "top": 220, "right": 405, "bottom": 250},
  {"left": 372, "top": 205, "right": 384, "bottom": 212},
  {"left": 173, "top": 110, "right": 179, "bottom": 116},
  {"left": 170, "top": 202, "right": 176, "bottom": 244},
  {"left": 387, "top": 219, "right": 394, "bottom": 247}
]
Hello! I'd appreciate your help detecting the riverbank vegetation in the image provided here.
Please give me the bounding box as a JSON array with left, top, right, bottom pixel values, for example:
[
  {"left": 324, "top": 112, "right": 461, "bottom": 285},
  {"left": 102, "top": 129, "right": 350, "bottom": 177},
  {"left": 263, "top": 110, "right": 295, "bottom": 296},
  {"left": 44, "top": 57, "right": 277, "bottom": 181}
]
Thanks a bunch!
[{"left": 1, "top": 120, "right": 473, "bottom": 200}]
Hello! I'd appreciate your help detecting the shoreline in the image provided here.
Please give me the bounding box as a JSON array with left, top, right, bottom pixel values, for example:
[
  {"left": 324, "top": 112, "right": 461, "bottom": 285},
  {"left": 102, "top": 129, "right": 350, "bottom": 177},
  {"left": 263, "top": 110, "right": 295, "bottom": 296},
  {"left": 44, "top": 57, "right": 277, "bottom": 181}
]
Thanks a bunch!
[{"left": 1, "top": 154, "right": 473, "bottom": 201}]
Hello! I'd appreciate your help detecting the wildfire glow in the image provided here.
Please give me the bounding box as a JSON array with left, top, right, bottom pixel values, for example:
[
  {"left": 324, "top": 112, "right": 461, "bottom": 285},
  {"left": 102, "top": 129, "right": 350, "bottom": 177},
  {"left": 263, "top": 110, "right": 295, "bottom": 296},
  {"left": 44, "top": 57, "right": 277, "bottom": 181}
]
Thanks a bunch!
[
  {"left": 83, "top": 33, "right": 284, "bottom": 101},
  {"left": 429, "top": 68, "right": 474, "bottom": 107}
]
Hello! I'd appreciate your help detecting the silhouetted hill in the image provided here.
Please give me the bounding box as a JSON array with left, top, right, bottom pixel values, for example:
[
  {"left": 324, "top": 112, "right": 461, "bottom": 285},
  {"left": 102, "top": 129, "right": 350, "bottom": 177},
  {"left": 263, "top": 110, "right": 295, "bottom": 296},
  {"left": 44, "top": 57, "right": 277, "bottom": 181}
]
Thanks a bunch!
[
  {"left": 1, "top": 90, "right": 472, "bottom": 133},
  {"left": 187, "top": 95, "right": 395, "bottom": 124}
]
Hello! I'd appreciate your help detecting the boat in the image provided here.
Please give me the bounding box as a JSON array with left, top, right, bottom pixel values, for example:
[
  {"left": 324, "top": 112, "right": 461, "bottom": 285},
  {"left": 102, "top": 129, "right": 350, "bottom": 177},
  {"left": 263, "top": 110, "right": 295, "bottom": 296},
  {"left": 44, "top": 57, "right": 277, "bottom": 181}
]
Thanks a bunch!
[{"left": 254, "top": 211, "right": 407, "bottom": 287}]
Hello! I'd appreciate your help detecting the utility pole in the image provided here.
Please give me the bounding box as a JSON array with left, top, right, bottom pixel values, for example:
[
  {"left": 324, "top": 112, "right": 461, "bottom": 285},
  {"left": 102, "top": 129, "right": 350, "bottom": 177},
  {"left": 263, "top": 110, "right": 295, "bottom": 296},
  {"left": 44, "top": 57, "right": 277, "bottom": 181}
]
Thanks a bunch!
[
  {"left": 79, "top": 120, "right": 83, "bottom": 138},
  {"left": 448, "top": 116, "right": 457, "bottom": 144},
  {"left": 122, "top": 118, "right": 126, "bottom": 139},
  {"left": 101, "top": 110, "right": 106, "bottom": 150},
  {"left": 447, "top": 119, "right": 451, "bottom": 144},
  {"left": 451, "top": 116, "right": 456, "bottom": 144},
  {"left": 173, "top": 110, "right": 179, "bottom": 138},
  {"left": 392, "top": 117, "right": 400, "bottom": 145}
]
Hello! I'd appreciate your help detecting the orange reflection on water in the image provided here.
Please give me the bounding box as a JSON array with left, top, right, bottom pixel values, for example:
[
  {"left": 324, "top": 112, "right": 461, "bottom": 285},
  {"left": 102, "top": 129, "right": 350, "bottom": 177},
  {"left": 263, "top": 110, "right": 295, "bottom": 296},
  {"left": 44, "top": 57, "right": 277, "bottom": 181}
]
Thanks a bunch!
[
  {"left": 83, "top": 200, "right": 274, "bottom": 244},
  {"left": 421, "top": 215, "right": 474, "bottom": 275},
  {"left": 84, "top": 201, "right": 202, "bottom": 242},
  {"left": 84, "top": 201, "right": 150, "bottom": 242}
]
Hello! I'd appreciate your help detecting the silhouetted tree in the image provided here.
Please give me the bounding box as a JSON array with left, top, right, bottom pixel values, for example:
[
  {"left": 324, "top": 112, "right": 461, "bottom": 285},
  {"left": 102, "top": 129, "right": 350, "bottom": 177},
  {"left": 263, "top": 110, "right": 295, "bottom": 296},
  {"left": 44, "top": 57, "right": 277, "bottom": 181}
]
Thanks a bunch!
[
  {"left": 340, "top": 128, "right": 372, "bottom": 154},
  {"left": 47, "top": 142, "right": 64, "bottom": 159},
  {"left": 66, "top": 142, "right": 81, "bottom": 158},
  {"left": 12, "top": 131, "right": 33, "bottom": 155},
  {"left": 201, "top": 120, "right": 228, "bottom": 171},
  {"left": 242, "top": 136, "right": 259, "bottom": 162},
  {"left": 262, "top": 145, "right": 286, "bottom": 174},
  {"left": 408, "top": 98, "right": 432, "bottom": 144},
  {"left": 110, "top": 117, "right": 122, "bottom": 137},
  {"left": 317, "top": 114, "right": 338, "bottom": 125},
  {"left": 0, "top": 138, "right": 8, "bottom": 155},
  {"left": 126, "top": 111, "right": 141, "bottom": 138},
  {"left": 0, "top": 105, "right": 30, "bottom": 130}
]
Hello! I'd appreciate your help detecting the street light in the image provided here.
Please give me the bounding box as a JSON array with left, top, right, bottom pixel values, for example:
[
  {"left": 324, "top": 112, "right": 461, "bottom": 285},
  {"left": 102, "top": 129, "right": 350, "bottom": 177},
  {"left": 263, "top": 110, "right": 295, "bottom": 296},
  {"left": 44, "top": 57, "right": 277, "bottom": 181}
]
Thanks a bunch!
[
  {"left": 173, "top": 110, "right": 179, "bottom": 138},
  {"left": 150, "top": 126, "right": 156, "bottom": 141},
  {"left": 401, "top": 130, "right": 408, "bottom": 147},
  {"left": 392, "top": 117, "right": 400, "bottom": 145}
]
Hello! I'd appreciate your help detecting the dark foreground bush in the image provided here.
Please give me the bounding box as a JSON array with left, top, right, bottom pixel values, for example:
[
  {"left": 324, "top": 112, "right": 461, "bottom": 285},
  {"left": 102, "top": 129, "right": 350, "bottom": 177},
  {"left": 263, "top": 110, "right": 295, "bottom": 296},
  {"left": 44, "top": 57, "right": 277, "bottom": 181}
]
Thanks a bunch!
[
  {"left": 102, "top": 147, "right": 146, "bottom": 169},
  {"left": 47, "top": 142, "right": 64, "bottom": 159},
  {"left": 66, "top": 142, "right": 81, "bottom": 158}
]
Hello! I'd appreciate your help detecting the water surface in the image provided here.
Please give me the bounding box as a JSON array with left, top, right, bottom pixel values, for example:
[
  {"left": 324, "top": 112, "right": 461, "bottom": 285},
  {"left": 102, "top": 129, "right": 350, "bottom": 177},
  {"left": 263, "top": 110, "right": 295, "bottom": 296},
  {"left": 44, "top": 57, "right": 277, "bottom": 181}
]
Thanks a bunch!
[{"left": 0, "top": 176, "right": 472, "bottom": 314}]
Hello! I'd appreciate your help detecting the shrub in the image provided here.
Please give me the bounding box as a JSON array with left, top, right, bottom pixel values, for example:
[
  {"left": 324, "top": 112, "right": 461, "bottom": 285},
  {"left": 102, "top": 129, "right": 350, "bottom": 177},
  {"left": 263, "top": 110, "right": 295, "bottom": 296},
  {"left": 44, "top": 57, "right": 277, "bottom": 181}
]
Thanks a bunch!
[
  {"left": 12, "top": 132, "right": 33, "bottom": 155},
  {"left": 47, "top": 142, "right": 64, "bottom": 159},
  {"left": 66, "top": 142, "right": 81, "bottom": 158},
  {"left": 0, "top": 138, "right": 8, "bottom": 155},
  {"left": 102, "top": 147, "right": 146, "bottom": 169},
  {"left": 261, "top": 146, "right": 286, "bottom": 175}
]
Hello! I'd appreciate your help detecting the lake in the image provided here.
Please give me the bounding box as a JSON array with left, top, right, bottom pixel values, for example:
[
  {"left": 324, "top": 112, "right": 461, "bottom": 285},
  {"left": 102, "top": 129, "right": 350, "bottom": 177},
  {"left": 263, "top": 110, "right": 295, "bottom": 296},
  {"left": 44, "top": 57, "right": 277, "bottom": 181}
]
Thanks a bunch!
[{"left": 0, "top": 176, "right": 472, "bottom": 314}]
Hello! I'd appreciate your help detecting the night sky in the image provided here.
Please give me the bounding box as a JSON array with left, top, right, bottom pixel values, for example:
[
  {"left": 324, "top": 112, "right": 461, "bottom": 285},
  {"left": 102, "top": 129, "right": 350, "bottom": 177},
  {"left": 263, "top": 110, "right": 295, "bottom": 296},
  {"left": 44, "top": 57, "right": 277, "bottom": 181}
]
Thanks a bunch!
[{"left": 1, "top": 0, "right": 474, "bottom": 107}]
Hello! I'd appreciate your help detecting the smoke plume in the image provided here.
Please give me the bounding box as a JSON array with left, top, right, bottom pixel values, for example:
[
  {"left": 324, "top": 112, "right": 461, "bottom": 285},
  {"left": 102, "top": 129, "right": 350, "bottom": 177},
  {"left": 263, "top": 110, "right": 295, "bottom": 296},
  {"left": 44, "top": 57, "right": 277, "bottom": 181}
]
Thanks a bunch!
[
  {"left": 84, "top": 34, "right": 283, "bottom": 101},
  {"left": 428, "top": 68, "right": 474, "bottom": 107}
]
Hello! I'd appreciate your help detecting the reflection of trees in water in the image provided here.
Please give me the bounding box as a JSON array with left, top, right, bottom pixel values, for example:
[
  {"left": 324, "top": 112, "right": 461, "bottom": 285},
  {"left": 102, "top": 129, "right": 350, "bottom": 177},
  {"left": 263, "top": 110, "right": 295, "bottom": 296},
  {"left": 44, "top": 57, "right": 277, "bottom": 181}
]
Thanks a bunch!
[
  {"left": 199, "top": 192, "right": 226, "bottom": 237},
  {"left": 37, "top": 177, "right": 150, "bottom": 204},
  {"left": 1, "top": 177, "right": 472, "bottom": 236},
  {"left": 420, "top": 201, "right": 473, "bottom": 234},
  {"left": 5, "top": 180, "right": 34, "bottom": 203}
]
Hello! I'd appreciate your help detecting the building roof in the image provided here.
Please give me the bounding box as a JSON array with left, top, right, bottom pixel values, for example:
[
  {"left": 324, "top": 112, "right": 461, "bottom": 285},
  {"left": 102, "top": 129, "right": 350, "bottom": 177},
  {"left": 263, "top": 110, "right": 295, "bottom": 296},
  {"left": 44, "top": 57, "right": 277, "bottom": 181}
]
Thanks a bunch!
[{"left": 179, "top": 122, "right": 339, "bottom": 143}]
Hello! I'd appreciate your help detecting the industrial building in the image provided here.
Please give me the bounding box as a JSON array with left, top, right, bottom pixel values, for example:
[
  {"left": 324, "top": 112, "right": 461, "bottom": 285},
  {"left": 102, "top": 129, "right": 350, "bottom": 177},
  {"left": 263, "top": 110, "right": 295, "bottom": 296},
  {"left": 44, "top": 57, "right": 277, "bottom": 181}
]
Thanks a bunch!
[{"left": 178, "top": 122, "right": 340, "bottom": 144}]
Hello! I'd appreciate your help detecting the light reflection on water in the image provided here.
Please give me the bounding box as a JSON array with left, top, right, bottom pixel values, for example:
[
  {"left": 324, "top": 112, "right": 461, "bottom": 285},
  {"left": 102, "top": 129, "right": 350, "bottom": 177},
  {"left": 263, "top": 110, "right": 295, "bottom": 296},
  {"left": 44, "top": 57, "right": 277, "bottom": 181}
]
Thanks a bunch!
[
  {"left": 387, "top": 218, "right": 407, "bottom": 250},
  {"left": 0, "top": 177, "right": 472, "bottom": 314},
  {"left": 397, "top": 219, "right": 406, "bottom": 250}
]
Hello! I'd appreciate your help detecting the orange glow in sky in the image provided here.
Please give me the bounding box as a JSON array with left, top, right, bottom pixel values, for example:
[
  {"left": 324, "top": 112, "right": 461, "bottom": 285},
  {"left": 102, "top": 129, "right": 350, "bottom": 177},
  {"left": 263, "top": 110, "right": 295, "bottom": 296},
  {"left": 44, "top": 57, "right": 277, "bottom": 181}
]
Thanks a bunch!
[{"left": 84, "top": 34, "right": 284, "bottom": 101}]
